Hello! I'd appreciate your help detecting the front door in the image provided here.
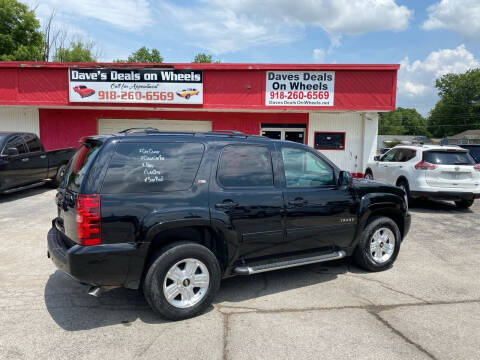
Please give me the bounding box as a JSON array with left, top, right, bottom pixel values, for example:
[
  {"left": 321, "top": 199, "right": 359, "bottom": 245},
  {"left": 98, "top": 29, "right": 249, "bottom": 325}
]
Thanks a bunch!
[
  {"left": 277, "top": 144, "right": 357, "bottom": 252},
  {"left": 0, "top": 135, "right": 30, "bottom": 191},
  {"left": 209, "top": 143, "right": 285, "bottom": 261}
]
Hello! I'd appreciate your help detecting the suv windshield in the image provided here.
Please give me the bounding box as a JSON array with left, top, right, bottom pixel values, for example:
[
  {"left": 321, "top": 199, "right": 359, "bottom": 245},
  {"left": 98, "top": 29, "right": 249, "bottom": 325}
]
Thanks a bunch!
[
  {"left": 63, "top": 142, "right": 102, "bottom": 192},
  {"left": 423, "top": 151, "right": 476, "bottom": 165}
]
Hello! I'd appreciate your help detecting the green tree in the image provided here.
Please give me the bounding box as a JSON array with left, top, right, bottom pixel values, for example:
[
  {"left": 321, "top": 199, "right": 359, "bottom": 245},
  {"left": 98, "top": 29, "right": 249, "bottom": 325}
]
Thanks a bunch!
[
  {"left": 427, "top": 69, "right": 480, "bottom": 138},
  {"left": 379, "top": 107, "right": 430, "bottom": 136},
  {"left": 53, "top": 41, "right": 96, "bottom": 62},
  {"left": 0, "top": 0, "right": 43, "bottom": 61},
  {"left": 115, "top": 46, "right": 163, "bottom": 63},
  {"left": 192, "top": 53, "right": 219, "bottom": 63}
]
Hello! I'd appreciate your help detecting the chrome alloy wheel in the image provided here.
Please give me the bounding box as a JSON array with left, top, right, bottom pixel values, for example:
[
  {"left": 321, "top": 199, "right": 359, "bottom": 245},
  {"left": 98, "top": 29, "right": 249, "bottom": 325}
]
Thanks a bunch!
[
  {"left": 364, "top": 173, "right": 373, "bottom": 180},
  {"left": 369, "top": 227, "right": 395, "bottom": 263},
  {"left": 163, "top": 258, "right": 210, "bottom": 309}
]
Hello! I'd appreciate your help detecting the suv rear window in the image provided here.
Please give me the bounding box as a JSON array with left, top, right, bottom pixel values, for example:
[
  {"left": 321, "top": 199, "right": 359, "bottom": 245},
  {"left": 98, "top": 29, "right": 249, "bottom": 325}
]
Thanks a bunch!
[
  {"left": 64, "top": 143, "right": 102, "bottom": 192},
  {"left": 423, "top": 151, "right": 476, "bottom": 165},
  {"left": 102, "top": 142, "right": 204, "bottom": 193}
]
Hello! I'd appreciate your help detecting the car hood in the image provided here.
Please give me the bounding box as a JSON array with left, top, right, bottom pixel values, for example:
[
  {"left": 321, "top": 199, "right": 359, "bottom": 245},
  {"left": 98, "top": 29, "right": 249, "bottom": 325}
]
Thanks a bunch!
[{"left": 352, "top": 179, "right": 405, "bottom": 198}]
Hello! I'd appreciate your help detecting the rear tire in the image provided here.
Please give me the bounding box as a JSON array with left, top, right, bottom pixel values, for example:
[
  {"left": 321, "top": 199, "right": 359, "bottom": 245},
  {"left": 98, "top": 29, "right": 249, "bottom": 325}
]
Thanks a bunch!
[
  {"left": 143, "top": 241, "right": 221, "bottom": 320},
  {"left": 455, "top": 199, "right": 474, "bottom": 209},
  {"left": 364, "top": 170, "right": 373, "bottom": 180},
  {"left": 354, "top": 216, "right": 401, "bottom": 272}
]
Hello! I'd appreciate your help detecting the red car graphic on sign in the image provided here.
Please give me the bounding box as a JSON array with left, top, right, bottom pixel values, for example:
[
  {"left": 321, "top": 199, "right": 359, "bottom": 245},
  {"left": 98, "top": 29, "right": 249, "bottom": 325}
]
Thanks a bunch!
[{"left": 73, "top": 85, "right": 96, "bottom": 98}]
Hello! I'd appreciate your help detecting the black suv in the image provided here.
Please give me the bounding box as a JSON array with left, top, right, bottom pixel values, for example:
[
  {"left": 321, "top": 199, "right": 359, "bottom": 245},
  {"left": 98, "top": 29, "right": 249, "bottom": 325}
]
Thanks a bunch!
[{"left": 48, "top": 129, "right": 411, "bottom": 320}]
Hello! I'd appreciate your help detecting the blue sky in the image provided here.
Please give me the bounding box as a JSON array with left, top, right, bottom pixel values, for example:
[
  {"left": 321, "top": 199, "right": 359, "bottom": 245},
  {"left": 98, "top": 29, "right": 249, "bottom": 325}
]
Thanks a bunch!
[{"left": 27, "top": 0, "right": 480, "bottom": 116}]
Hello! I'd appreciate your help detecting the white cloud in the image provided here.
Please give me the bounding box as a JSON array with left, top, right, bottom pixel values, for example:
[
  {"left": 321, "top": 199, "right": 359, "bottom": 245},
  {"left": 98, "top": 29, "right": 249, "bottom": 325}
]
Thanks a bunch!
[
  {"left": 31, "top": 0, "right": 153, "bottom": 31},
  {"left": 154, "top": 0, "right": 412, "bottom": 54},
  {"left": 313, "top": 48, "right": 326, "bottom": 62},
  {"left": 422, "top": 0, "right": 480, "bottom": 40},
  {"left": 397, "top": 45, "right": 478, "bottom": 114}
]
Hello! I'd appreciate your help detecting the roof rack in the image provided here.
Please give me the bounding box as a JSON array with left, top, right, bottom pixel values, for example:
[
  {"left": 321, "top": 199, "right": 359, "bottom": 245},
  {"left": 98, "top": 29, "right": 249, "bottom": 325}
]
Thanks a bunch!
[{"left": 118, "top": 127, "right": 160, "bottom": 134}]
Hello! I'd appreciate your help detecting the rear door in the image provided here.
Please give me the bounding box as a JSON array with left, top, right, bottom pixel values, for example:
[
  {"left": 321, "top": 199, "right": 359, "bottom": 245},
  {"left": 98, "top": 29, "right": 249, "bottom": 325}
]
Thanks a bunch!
[
  {"left": 0, "top": 135, "right": 30, "bottom": 190},
  {"left": 423, "top": 150, "right": 479, "bottom": 189},
  {"left": 23, "top": 134, "right": 48, "bottom": 183},
  {"left": 278, "top": 144, "right": 357, "bottom": 251},
  {"left": 209, "top": 143, "right": 285, "bottom": 260}
]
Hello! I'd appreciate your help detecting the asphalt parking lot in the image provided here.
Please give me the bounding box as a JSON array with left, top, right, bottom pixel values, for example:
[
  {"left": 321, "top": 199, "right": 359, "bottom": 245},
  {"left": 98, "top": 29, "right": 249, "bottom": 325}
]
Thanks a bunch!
[{"left": 0, "top": 188, "right": 479, "bottom": 360}]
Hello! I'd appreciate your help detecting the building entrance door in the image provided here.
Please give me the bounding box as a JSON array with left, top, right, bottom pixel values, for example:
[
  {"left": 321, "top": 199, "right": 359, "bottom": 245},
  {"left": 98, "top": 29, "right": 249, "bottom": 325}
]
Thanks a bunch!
[{"left": 261, "top": 125, "right": 306, "bottom": 144}]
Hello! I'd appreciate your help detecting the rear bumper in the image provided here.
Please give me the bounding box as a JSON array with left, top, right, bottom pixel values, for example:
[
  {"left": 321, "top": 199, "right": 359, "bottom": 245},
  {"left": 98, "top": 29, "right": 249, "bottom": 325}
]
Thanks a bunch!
[
  {"left": 410, "top": 191, "right": 480, "bottom": 201},
  {"left": 47, "top": 223, "right": 139, "bottom": 287}
]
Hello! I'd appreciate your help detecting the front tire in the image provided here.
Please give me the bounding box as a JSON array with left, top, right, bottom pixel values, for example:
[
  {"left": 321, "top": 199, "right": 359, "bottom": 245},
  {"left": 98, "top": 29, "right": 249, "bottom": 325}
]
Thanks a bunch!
[
  {"left": 364, "top": 170, "right": 373, "bottom": 180},
  {"left": 397, "top": 179, "right": 410, "bottom": 199},
  {"left": 51, "top": 164, "right": 67, "bottom": 187},
  {"left": 143, "top": 241, "right": 221, "bottom": 320},
  {"left": 354, "top": 216, "right": 401, "bottom": 272},
  {"left": 455, "top": 199, "right": 474, "bottom": 209}
]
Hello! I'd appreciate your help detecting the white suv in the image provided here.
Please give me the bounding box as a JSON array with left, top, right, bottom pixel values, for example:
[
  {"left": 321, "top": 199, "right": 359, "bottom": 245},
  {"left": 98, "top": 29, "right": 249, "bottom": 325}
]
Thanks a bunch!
[{"left": 365, "top": 145, "right": 480, "bottom": 208}]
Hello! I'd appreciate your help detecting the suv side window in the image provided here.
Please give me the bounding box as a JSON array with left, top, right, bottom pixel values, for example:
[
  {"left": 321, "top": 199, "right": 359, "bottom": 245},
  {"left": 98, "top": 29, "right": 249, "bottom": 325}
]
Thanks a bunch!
[
  {"left": 217, "top": 145, "right": 273, "bottom": 188},
  {"left": 381, "top": 149, "right": 398, "bottom": 162},
  {"left": 281, "top": 147, "right": 334, "bottom": 188},
  {"left": 393, "top": 149, "right": 416, "bottom": 162},
  {"left": 102, "top": 142, "right": 205, "bottom": 193},
  {"left": 2, "top": 136, "right": 27, "bottom": 155},
  {"left": 23, "top": 134, "right": 43, "bottom": 153}
]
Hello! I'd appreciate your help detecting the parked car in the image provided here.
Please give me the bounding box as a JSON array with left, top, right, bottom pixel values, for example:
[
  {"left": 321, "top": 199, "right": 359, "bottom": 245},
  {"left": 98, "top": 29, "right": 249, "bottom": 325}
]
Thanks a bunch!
[
  {"left": 0, "top": 132, "right": 75, "bottom": 194},
  {"left": 47, "top": 129, "right": 410, "bottom": 320},
  {"left": 73, "top": 85, "right": 95, "bottom": 98},
  {"left": 365, "top": 145, "right": 480, "bottom": 208},
  {"left": 458, "top": 144, "right": 480, "bottom": 163},
  {"left": 176, "top": 88, "right": 199, "bottom": 99}
]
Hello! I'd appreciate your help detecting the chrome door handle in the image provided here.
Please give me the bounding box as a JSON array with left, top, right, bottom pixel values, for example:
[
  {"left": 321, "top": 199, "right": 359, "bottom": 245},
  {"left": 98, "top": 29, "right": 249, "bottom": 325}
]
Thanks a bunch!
[
  {"left": 40, "top": 155, "right": 46, "bottom": 159},
  {"left": 215, "top": 200, "right": 238, "bottom": 209},
  {"left": 288, "top": 198, "right": 307, "bottom": 206},
  {"left": 21, "top": 158, "right": 29, "bottom": 162}
]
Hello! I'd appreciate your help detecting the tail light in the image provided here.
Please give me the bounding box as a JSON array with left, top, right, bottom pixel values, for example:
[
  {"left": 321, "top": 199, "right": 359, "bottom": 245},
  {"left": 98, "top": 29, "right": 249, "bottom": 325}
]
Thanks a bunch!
[
  {"left": 76, "top": 194, "right": 101, "bottom": 246},
  {"left": 415, "top": 161, "right": 437, "bottom": 170},
  {"left": 474, "top": 164, "right": 480, "bottom": 171}
]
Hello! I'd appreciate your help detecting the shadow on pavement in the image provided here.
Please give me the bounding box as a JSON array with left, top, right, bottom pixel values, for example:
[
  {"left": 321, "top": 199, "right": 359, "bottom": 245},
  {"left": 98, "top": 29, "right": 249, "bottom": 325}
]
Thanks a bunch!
[
  {"left": 44, "top": 271, "right": 167, "bottom": 331},
  {"left": 45, "top": 259, "right": 354, "bottom": 330},
  {"left": 0, "top": 186, "right": 53, "bottom": 204},
  {"left": 409, "top": 198, "right": 474, "bottom": 214},
  {"left": 213, "top": 258, "right": 350, "bottom": 304}
]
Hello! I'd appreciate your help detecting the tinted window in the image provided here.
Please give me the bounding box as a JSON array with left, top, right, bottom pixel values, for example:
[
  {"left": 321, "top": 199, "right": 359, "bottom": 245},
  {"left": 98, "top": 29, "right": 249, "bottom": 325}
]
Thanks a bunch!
[
  {"left": 393, "top": 149, "right": 416, "bottom": 162},
  {"left": 282, "top": 147, "right": 334, "bottom": 188},
  {"left": 314, "top": 132, "right": 345, "bottom": 150},
  {"left": 64, "top": 143, "right": 101, "bottom": 192},
  {"left": 23, "top": 134, "right": 43, "bottom": 152},
  {"left": 2, "top": 135, "right": 27, "bottom": 155},
  {"left": 217, "top": 145, "right": 273, "bottom": 188},
  {"left": 102, "top": 142, "right": 205, "bottom": 193},
  {"left": 423, "top": 151, "right": 475, "bottom": 165}
]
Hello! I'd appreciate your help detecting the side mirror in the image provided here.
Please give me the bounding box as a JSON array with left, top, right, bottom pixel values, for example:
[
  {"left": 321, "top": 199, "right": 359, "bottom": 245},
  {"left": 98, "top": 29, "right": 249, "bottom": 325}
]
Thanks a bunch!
[
  {"left": 338, "top": 171, "right": 353, "bottom": 187},
  {"left": 374, "top": 155, "right": 380, "bottom": 161},
  {"left": 6, "top": 147, "right": 19, "bottom": 156}
]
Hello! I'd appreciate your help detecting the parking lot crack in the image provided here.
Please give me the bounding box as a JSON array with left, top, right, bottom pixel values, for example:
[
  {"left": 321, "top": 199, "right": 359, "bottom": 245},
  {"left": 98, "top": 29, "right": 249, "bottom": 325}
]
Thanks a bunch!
[
  {"left": 223, "top": 312, "right": 230, "bottom": 360},
  {"left": 368, "top": 310, "right": 438, "bottom": 360},
  {"left": 345, "top": 274, "right": 430, "bottom": 304}
]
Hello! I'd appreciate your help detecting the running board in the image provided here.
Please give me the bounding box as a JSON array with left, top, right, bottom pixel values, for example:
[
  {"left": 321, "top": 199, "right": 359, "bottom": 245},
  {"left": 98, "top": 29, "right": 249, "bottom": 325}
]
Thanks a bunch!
[
  {"left": 233, "top": 250, "right": 347, "bottom": 275},
  {"left": 2, "top": 181, "right": 45, "bottom": 194}
]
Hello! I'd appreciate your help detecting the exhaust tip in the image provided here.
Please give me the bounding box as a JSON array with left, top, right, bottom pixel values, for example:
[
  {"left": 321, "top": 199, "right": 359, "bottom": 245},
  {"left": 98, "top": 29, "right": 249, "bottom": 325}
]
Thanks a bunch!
[{"left": 88, "top": 286, "right": 103, "bottom": 297}]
